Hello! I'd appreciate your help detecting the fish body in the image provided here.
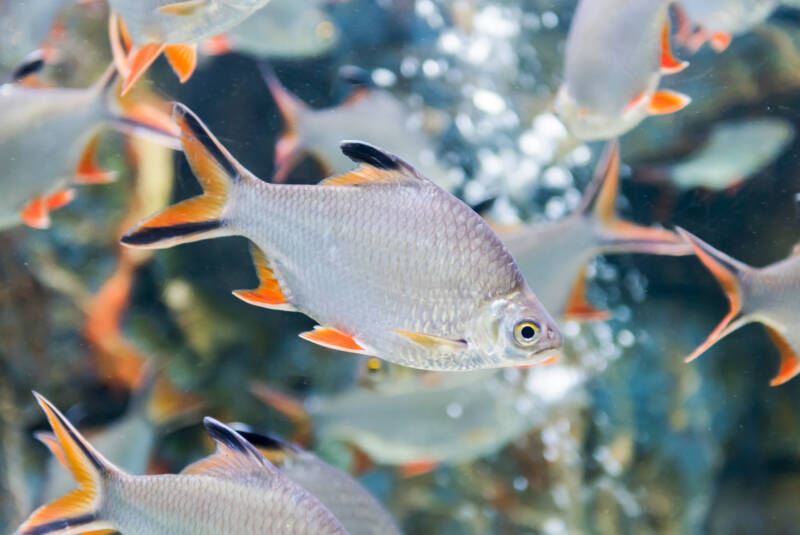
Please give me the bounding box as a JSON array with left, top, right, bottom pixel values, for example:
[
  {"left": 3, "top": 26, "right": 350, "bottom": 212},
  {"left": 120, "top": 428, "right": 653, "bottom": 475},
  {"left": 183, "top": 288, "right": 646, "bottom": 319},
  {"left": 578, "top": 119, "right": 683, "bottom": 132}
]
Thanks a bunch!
[
  {"left": 265, "top": 72, "right": 456, "bottom": 190},
  {"left": 122, "top": 104, "right": 562, "bottom": 371},
  {"left": 16, "top": 393, "right": 349, "bottom": 535},
  {"left": 682, "top": 0, "right": 780, "bottom": 37},
  {"left": 0, "top": 0, "right": 68, "bottom": 79},
  {"left": 0, "top": 69, "right": 178, "bottom": 230},
  {"left": 678, "top": 229, "right": 800, "bottom": 386},
  {"left": 499, "top": 142, "right": 690, "bottom": 319},
  {"left": 665, "top": 118, "right": 794, "bottom": 190},
  {"left": 233, "top": 429, "right": 403, "bottom": 535},
  {"left": 556, "top": 0, "right": 690, "bottom": 140},
  {"left": 223, "top": 0, "right": 338, "bottom": 59}
]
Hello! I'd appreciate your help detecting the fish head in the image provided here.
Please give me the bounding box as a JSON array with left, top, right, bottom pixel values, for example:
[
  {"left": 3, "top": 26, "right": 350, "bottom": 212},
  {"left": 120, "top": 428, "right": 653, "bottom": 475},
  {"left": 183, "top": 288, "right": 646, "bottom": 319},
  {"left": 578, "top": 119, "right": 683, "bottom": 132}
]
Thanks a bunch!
[
  {"left": 470, "top": 290, "right": 563, "bottom": 367},
  {"left": 555, "top": 85, "right": 646, "bottom": 141}
]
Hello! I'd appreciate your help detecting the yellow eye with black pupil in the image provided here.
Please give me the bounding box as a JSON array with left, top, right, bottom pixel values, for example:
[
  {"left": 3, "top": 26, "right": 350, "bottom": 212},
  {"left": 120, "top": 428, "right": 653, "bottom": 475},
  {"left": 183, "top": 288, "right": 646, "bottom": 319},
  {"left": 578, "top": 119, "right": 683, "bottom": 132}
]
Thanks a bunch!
[
  {"left": 514, "top": 321, "right": 540, "bottom": 345},
  {"left": 367, "top": 358, "right": 383, "bottom": 373}
]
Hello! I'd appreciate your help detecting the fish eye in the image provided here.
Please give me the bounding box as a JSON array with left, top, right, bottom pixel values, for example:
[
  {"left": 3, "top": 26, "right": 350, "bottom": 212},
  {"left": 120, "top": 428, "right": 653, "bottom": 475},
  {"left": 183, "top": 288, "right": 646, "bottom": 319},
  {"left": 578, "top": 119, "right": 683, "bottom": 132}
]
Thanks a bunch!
[
  {"left": 513, "top": 320, "right": 541, "bottom": 346},
  {"left": 366, "top": 358, "right": 383, "bottom": 374}
]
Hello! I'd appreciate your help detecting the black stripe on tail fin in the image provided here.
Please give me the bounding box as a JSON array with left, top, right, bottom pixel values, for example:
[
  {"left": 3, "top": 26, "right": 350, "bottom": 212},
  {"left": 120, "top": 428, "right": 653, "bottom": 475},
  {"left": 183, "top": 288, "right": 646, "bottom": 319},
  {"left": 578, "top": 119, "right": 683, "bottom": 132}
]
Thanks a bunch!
[
  {"left": 121, "top": 103, "right": 245, "bottom": 249},
  {"left": 14, "top": 394, "right": 118, "bottom": 535}
]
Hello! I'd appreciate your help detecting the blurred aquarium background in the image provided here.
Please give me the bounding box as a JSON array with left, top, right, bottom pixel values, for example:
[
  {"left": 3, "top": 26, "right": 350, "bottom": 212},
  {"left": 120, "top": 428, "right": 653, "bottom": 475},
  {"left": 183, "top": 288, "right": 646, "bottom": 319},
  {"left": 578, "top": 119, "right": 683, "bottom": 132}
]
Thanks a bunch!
[{"left": 3, "top": 0, "right": 800, "bottom": 534}]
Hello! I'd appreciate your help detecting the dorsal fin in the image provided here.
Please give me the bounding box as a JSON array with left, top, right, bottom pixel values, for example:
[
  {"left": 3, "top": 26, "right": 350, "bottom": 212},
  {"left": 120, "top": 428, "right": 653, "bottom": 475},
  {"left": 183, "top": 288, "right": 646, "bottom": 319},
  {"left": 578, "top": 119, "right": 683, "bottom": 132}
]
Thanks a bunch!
[
  {"left": 230, "top": 425, "right": 301, "bottom": 467},
  {"left": 182, "top": 417, "right": 278, "bottom": 479},
  {"left": 320, "top": 141, "right": 425, "bottom": 186}
]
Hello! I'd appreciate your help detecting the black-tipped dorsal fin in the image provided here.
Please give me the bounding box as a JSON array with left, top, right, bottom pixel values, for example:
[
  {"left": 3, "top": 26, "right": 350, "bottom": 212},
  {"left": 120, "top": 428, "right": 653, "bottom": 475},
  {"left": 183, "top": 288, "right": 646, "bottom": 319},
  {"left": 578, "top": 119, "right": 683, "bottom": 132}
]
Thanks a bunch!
[
  {"left": 229, "top": 425, "right": 301, "bottom": 467},
  {"left": 182, "top": 417, "right": 279, "bottom": 479},
  {"left": 321, "top": 141, "right": 426, "bottom": 186},
  {"left": 10, "top": 50, "right": 45, "bottom": 82}
]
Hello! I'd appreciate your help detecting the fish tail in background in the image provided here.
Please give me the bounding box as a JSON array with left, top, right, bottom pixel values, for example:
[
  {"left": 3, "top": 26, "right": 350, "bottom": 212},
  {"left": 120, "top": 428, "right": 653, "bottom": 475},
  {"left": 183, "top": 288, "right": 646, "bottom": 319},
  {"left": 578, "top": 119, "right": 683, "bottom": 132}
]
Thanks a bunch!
[
  {"left": 120, "top": 103, "right": 249, "bottom": 249},
  {"left": 14, "top": 393, "right": 122, "bottom": 535},
  {"left": 250, "top": 381, "right": 313, "bottom": 447},
  {"left": 259, "top": 64, "right": 309, "bottom": 182},
  {"left": 585, "top": 141, "right": 691, "bottom": 256},
  {"left": 145, "top": 376, "right": 203, "bottom": 427},
  {"left": 675, "top": 228, "right": 751, "bottom": 363}
]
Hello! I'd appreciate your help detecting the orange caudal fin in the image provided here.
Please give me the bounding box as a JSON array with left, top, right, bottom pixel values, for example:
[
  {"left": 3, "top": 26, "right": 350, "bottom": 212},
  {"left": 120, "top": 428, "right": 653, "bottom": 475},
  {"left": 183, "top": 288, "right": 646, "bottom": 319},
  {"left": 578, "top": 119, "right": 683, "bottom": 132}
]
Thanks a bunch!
[
  {"left": 661, "top": 19, "right": 689, "bottom": 75},
  {"left": 121, "top": 43, "right": 166, "bottom": 96},
  {"left": 15, "top": 394, "right": 118, "bottom": 535},
  {"left": 580, "top": 141, "right": 691, "bottom": 257},
  {"left": 766, "top": 327, "right": 800, "bottom": 386},
  {"left": 676, "top": 228, "right": 752, "bottom": 363},
  {"left": 648, "top": 89, "right": 691, "bottom": 115},
  {"left": 121, "top": 103, "right": 247, "bottom": 249},
  {"left": 233, "top": 245, "right": 297, "bottom": 311},
  {"left": 259, "top": 64, "right": 309, "bottom": 182},
  {"left": 164, "top": 44, "right": 197, "bottom": 83}
]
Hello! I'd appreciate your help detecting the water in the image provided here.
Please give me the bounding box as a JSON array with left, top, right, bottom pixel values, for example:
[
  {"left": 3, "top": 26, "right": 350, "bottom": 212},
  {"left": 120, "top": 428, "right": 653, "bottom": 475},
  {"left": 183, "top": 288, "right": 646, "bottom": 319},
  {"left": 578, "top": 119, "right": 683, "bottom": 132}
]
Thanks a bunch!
[{"left": 2, "top": 1, "right": 800, "bottom": 534}]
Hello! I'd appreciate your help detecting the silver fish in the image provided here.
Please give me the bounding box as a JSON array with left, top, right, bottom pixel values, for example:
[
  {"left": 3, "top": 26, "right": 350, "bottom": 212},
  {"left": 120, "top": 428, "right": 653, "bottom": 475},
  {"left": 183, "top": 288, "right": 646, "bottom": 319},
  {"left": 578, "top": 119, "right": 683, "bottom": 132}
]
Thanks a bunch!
[
  {"left": 121, "top": 104, "right": 562, "bottom": 371},
  {"left": 108, "top": 0, "right": 272, "bottom": 93},
  {"left": 0, "top": 0, "right": 68, "bottom": 80},
  {"left": 0, "top": 67, "right": 178, "bottom": 231},
  {"left": 498, "top": 142, "right": 691, "bottom": 320},
  {"left": 556, "top": 0, "right": 691, "bottom": 141},
  {"left": 678, "top": 0, "right": 780, "bottom": 51},
  {"left": 264, "top": 69, "right": 458, "bottom": 190},
  {"left": 225, "top": 427, "right": 403, "bottom": 535},
  {"left": 678, "top": 228, "right": 800, "bottom": 386},
  {"left": 15, "top": 393, "right": 350, "bottom": 535}
]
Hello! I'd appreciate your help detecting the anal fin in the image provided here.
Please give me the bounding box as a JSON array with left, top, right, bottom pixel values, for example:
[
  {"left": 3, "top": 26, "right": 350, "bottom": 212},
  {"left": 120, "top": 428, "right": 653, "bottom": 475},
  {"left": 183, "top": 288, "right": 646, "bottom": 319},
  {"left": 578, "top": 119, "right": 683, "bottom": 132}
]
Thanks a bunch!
[
  {"left": 766, "top": 326, "right": 800, "bottom": 386},
  {"left": 564, "top": 267, "right": 611, "bottom": 322},
  {"left": 300, "top": 326, "right": 367, "bottom": 354},
  {"left": 47, "top": 189, "right": 76, "bottom": 211},
  {"left": 22, "top": 197, "right": 50, "bottom": 229},
  {"left": 648, "top": 90, "right": 691, "bottom": 115},
  {"left": 76, "top": 134, "right": 116, "bottom": 184},
  {"left": 233, "top": 245, "right": 296, "bottom": 311}
]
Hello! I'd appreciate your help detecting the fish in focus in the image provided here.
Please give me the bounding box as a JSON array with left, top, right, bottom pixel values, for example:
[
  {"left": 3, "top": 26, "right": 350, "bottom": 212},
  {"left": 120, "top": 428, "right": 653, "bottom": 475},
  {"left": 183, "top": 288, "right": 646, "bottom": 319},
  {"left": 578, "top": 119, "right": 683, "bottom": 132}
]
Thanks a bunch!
[
  {"left": 204, "top": 0, "right": 339, "bottom": 59},
  {"left": 678, "top": 228, "right": 800, "bottom": 386},
  {"left": 0, "top": 66, "right": 178, "bottom": 231},
  {"left": 121, "top": 103, "right": 562, "bottom": 371},
  {"left": 556, "top": 0, "right": 691, "bottom": 141},
  {"left": 264, "top": 68, "right": 457, "bottom": 190},
  {"left": 497, "top": 142, "right": 691, "bottom": 320},
  {"left": 0, "top": 0, "right": 69, "bottom": 81},
  {"left": 16, "top": 393, "right": 350, "bottom": 535},
  {"left": 35, "top": 375, "right": 201, "bottom": 505},
  {"left": 226, "top": 427, "right": 404, "bottom": 535},
  {"left": 108, "top": 0, "right": 272, "bottom": 94},
  {"left": 644, "top": 118, "right": 794, "bottom": 191},
  {"left": 676, "top": 0, "right": 781, "bottom": 52}
]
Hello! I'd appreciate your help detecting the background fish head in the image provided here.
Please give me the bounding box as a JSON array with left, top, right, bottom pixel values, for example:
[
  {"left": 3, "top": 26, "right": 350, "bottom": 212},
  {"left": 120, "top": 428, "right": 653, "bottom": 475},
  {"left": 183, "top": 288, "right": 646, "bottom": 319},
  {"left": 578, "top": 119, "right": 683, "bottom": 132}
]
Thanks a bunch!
[{"left": 469, "top": 288, "right": 563, "bottom": 368}]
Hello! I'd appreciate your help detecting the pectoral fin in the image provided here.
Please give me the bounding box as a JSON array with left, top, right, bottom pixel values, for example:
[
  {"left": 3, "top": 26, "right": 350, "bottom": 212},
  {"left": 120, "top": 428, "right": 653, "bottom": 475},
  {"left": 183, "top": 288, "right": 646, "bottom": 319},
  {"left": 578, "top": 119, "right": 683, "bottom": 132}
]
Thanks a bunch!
[
  {"left": 392, "top": 329, "right": 468, "bottom": 351},
  {"left": 164, "top": 44, "right": 197, "bottom": 83},
  {"left": 122, "top": 43, "right": 166, "bottom": 96},
  {"left": 765, "top": 326, "right": 800, "bottom": 386},
  {"left": 22, "top": 197, "right": 50, "bottom": 229},
  {"left": 300, "top": 326, "right": 368, "bottom": 354},
  {"left": 233, "top": 245, "right": 296, "bottom": 311},
  {"left": 157, "top": 0, "right": 209, "bottom": 16},
  {"left": 648, "top": 90, "right": 691, "bottom": 115}
]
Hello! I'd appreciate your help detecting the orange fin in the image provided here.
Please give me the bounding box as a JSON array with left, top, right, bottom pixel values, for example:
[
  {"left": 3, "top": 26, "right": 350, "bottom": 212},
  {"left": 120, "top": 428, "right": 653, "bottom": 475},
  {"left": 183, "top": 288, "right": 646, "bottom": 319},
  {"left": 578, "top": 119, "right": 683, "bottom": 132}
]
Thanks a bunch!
[
  {"left": 517, "top": 355, "right": 558, "bottom": 369},
  {"left": 146, "top": 377, "right": 203, "bottom": 426},
  {"left": 392, "top": 329, "right": 468, "bottom": 351},
  {"left": 34, "top": 431, "right": 68, "bottom": 468},
  {"left": 249, "top": 381, "right": 312, "bottom": 446},
  {"left": 648, "top": 89, "right": 691, "bottom": 115},
  {"left": 109, "top": 13, "right": 132, "bottom": 78},
  {"left": 164, "top": 44, "right": 197, "bottom": 83},
  {"left": 710, "top": 32, "right": 732, "bottom": 52},
  {"left": 46, "top": 189, "right": 76, "bottom": 211},
  {"left": 22, "top": 197, "right": 50, "bottom": 229},
  {"left": 320, "top": 141, "right": 424, "bottom": 186},
  {"left": 260, "top": 65, "right": 308, "bottom": 178},
  {"left": 624, "top": 91, "right": 650, "bottom": 115},
  {"left": 203, "top": 34, "right": 235, "bottom": 55},
  {"left": 564, "top": 267, "right": 611, "bottom": 322},
  {"left": 676, "top": 228, "right": 750, "bottom": 363},
  {"left": 158, "top": 0, "right": 208, "bottom": 16},
  {"left": 121, "top": 103, "right": 240, "bottom": 249},
  {"left": 233, "top": 245, "right": 296, "bottom": 311},
  {"left": 766, "top": 327, "right": 800, "bottom": 386},
  {"left": 122, "top": 42, "right": 166, "bottom": 96},
  {"left": 661, "top": 19, "right": 689, "bottom": 74},
  {"left": 400, "top": 459, "right": 439, "bottom": 478},
  {"left": 76, "top": 134, "right": 117, "bottom": 184},
  {"left": 300, "top": 326, "right": 368, "bottom": 354}
]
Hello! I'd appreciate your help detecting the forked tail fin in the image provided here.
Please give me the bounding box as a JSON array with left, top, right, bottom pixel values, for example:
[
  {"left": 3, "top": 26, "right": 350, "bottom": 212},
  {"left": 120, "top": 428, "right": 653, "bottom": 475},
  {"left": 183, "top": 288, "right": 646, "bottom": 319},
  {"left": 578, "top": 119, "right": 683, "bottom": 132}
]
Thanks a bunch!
[
  {"left": 14, "top": 393, "right": 121, "bottom": 535},
  {"left": 582, "top": 141, "right": 691, "bottom": 256},
  {"left": 121, "top": 103, "right": 249, "bottom": 249},
  {"left": 675, "top": 228, "right": 752, "bottom": 363},
  {"left": 260, "top": 64, "right": 309, "bottom": 182}
]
